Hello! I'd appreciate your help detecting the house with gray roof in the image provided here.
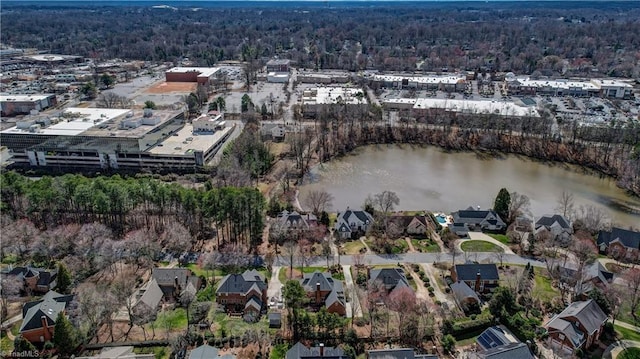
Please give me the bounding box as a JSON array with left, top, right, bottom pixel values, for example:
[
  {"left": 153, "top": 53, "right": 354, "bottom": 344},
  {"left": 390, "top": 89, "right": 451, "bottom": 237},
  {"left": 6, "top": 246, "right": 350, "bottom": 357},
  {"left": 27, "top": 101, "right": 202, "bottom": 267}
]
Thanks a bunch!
[
  {"left": 334, "top": 208, "right": 374, "bottom": 239},
  {"left": 450, "top": 281, "right": 480, "bottom": 312},
  {"left": 261, "top": 123, "right": 286, "bottom": 141},
  {"left": 452, "top": 264, "right": 499, "bottom": 295},
  {"left": 556, "top": 261, "right": 613, "bottom": 298},
  {"left": 368, "top": 268, "right": 413, "bottom": 295},
  {"left": 151, "top": 268, "right": 201, "bottom": 301},
  {"left": 216, "top": 269, "right": 267, "bottom": 321},
  {"left": 367, "top": 348, "right": 438, "bottom": 359},
  {"left": 132, "top": 278, "right": 165, "bottom": 315},
  {"left": 19, "top": 290, "right": 74, "bottom": 344},
  {"left": 545, "top": 299, "right": 607, "bottom": 354},
  {"left": 286, "top": 342, "right": 345, "bottom": 359},
  {"left": 597, "top": 227, "right": 640, "bottom": 262},
  {"left": 274, "top": 210, "right": 317, "bottom": 231},
  {"left": 451, "top": 207, "right": 506, "bottom": 236},
  {"left": 300, "top": 271, "right": 346, "bottom": 316},
  {"left": 467, "top": 343, "right": 533, "bottom": 359},
  {"left": 188, "top": 344, "right": 236, "bottom": 359},
  {"left": 535, "top": 214, "right": 573, "bottom": 244}
]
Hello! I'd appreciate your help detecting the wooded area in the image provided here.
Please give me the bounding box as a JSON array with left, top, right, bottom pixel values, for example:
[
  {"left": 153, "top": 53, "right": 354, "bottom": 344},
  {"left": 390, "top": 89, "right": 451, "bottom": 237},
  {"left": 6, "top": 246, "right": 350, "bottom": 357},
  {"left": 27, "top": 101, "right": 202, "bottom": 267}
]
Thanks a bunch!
[{"left": 2, "top": 2, "right": 640, "bottom": 77}]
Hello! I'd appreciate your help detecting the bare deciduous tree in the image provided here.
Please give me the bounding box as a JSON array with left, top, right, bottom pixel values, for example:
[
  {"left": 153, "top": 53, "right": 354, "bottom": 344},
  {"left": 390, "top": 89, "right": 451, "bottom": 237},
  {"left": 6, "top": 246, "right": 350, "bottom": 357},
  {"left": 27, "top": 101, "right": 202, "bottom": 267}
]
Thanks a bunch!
[
  {"left": 371, "top": 190, "right": 400, "bottom": 233},
  {"left": 508, "top": 191, "right": 531, "bottom": 224},
  {"left": 98, "top": 92, "right": 131, "bottom": 108},
  {"left": 303, "top": 189, "right": 334, "bottom": 215},
  {"left": 624, "top": 268, "right": 640, "bottom": 323},
  {"left": 555, "top": 190, "right": 575, "bottom": 220}
]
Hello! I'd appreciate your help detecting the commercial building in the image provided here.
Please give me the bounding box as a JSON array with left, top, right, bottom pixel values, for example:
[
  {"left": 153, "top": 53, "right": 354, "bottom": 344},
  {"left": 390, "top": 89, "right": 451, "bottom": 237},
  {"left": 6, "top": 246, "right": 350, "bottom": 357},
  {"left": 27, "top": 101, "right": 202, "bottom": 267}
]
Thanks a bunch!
[
  {"left": 383, "top": 98, "right": 539, "bottom": 118},
  {"left": 0, "top": 94, "right": 57, "bottom": 116},
  {"left": 165, "top": 67, "right": 221, "bottom": 88},
  {"left": 297, "top": 71, "right": 351, "bottom": 84},
  {"left": 370, "top": 73, "right": 468, "bottom": 92},
  {"left": 266, "top": 59, "right": 291, "bottom": 73},
  {"left": 1, "top": 108, "right": 232, "bottom": 171},
  {"left": 503, "top": 75, "right": 633, "bottom": 99},
  {"left": 301, "top": 87, "right": 368, "bottom": 116}
]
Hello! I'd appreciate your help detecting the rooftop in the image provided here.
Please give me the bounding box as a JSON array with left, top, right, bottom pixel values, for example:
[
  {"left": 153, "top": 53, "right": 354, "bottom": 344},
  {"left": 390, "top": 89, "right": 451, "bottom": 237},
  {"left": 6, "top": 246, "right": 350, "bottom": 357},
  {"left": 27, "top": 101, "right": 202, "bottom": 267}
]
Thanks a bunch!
[
  {"left": 303, "top": 87, "right": 367, "bottom": 106},
  {"left": 165, "top": 67, "right": 220, "bottom": 78},
  {"left": 412, "top": 98, "right": 539, "bottom": 117},
  {"left": 0, "top": 94, "right": 54, "bottom": 102},
  {"left": 373, "top": 74, "right": 466, "bottom": 85},
  {"left": 149, "top": 124, "right": 232, "bottom": 156}
]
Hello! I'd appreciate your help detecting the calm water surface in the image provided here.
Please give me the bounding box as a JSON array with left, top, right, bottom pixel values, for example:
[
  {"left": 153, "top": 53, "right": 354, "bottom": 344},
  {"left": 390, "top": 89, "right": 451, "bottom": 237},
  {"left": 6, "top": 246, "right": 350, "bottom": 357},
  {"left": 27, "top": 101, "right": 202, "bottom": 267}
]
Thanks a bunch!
[{"left": 299, "top": 145, "right": 640, "bottom": 228}]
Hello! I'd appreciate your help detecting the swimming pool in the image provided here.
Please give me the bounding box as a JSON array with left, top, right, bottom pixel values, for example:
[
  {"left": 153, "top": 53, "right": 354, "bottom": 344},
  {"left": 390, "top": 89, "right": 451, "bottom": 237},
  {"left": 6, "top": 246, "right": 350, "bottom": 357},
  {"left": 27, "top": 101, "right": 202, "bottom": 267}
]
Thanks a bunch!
[{"left": 436, "top": 215, "right": 447, "bottom": 224}]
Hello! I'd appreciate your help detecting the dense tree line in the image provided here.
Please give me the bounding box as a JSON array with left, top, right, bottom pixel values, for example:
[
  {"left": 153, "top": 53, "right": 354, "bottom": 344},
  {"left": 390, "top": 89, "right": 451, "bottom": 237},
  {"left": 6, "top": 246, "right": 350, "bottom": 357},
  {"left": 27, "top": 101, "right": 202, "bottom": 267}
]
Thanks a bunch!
[
  {"left": 0, "top": 172, "right": 265, "bottom": 248},
  {"left": 2, "top": 3, "right": 640, "bottom": 76}
]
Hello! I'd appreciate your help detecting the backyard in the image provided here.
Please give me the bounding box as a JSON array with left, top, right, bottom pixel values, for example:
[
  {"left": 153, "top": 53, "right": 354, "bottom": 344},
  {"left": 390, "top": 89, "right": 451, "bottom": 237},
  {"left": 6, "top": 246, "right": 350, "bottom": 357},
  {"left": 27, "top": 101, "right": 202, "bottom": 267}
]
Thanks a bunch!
[
  {"left": 460, "top": 240, "right": 503, "bottom": 252},
  {"left": 411, "top": 238, "right": 441, "bottom": 252}
]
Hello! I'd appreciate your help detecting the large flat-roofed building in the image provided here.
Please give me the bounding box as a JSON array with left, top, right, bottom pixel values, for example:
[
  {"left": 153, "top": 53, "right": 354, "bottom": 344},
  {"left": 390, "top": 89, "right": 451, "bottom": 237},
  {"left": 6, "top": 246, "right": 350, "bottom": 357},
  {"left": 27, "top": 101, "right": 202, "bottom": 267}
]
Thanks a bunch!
[
  {"left": 1, "top": 94, "right": 58, "bottom": 117},
  {"left": 504, "top": 76, "right": 633, "bottom": 99},
  {"left": 165, "top": 67, "right": 221, "bottom": 87},
  {"left": 370, "top": 74, "right": 468, "bottom": 92},
  {"left": 301, "top": 87, "right": 368, "bottom": 116},
  {"left": 1, "top": 108, "right": 232, "bottom": 171},
  {"left": 383, "top": 98, "right": 539, "bottom": 118}
]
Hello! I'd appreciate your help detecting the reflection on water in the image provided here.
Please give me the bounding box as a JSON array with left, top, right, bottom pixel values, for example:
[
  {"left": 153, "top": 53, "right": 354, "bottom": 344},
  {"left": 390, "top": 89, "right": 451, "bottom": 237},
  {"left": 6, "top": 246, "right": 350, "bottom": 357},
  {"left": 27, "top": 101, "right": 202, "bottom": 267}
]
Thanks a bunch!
[{"left": 299, "top": 145, "right": 640, "bottom": 228}]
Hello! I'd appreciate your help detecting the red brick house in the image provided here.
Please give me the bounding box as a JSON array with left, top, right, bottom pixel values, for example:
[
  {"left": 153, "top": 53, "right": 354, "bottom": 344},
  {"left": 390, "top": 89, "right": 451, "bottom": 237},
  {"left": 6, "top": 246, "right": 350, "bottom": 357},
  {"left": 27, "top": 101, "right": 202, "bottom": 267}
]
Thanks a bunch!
[
  {"left": 300, "top": 271, "right": 346, "bottom": 316},
  {"left": 19, "top": 291, "right": 74, "bottom": 344},
  {"left": 597, "top": 227, "right": 640, "bottom": 262},
  {"left": 216, "top": 270, "right": 267, "bottom": 321},
  {"left": 545, "top": 299, "right": 607, "bottom": 355}
]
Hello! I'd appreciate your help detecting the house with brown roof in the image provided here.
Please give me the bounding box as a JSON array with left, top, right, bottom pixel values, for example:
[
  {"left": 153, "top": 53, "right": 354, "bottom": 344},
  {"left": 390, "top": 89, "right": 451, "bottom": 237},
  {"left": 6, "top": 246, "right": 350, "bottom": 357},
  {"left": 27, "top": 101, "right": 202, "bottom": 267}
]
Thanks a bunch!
[
  {"left": 216, "top": 270, "right": 267, "bottom": 321},
  {"left": 544, "top": 299, "right": 607, "bottom": 355},
  {"left": 300, "top": 271, "right": 346, "bottom": 316},
  {"left": 387, "top": 214, "right": 431, "bottom": 238}
]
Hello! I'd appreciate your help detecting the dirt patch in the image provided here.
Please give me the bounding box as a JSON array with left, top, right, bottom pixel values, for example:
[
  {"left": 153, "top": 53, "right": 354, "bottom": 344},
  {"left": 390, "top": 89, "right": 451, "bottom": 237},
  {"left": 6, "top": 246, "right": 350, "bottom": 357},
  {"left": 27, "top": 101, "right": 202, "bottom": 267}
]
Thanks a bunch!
[{"left": 146, "top": 82, "right": 197, "bottom": 94}]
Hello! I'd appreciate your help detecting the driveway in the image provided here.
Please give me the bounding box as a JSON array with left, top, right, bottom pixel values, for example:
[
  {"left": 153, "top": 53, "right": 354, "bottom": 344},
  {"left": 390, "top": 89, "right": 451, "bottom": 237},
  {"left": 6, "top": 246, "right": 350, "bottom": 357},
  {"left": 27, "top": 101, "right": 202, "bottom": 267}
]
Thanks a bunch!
[
  {"left": 420, "top": 263, "right": 457, "bottom": 310},
  {"left": 342, "top": 265, "right": 362, "bottom": 318},
  {"left": 603, "top": 340, "right": 640, "bottom": 359},
  {"left": 267, "top": 266, "right": 283, "bottom": 302}
]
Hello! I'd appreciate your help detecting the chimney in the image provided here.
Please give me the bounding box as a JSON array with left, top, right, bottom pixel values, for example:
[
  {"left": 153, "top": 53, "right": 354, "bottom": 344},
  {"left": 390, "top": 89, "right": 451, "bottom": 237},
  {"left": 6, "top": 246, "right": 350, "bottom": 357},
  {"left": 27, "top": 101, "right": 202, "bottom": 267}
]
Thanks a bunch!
[
  {"left": 41, "top": 316, "right": 50, "bottom": 341},
  {"left": 319, "top": 343, "right": 324, "bottom": 357},
  {"left": 316, "top": 282, "right": 321, "bottom": 304},
  {"left": 475, "top": 271, "right": 481, "bottom": 293}
]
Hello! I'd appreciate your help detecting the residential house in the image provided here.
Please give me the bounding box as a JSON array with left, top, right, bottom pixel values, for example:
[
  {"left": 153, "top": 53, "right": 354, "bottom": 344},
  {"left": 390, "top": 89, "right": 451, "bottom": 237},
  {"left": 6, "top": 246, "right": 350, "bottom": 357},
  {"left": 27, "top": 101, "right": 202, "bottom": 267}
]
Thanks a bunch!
[
  {"left": 334, "top": 208, "right": 374, "bottom": 239},
  {"left": 77, "top": 346, "right": 155, "bottom": 359},
  {"left": 467, "top": 343, "right": 533, "bottom": 359},
  {"left": 556, "top": 261, "right": 613, "bottom": 298},
  {"left": 300, "top": 271, "right": 346, "bottom": 316},
  {"left": 261, "top": 123, "right": 286, "bottom": 141},
  {"left": 216, "top": 269, "right": 267, "bottom": 321},
  {"left": 452, "top": 264, "right": 499, "bottom": 295},
  {"left": 545, "top": 299, "right": 608, "bottom": 354},
  {"left": 132, "top": 278, "right": 164, "bottom": 314},
  {"left": 275, "top": 210, "right": 317, "bottom": 232},
  {"left": 387, "top": 214, "right": 430, "bottom": 237},
  {"left": 286, "top": 342, "right": 345, "bottom": 359},
  {"left": 367, "top": 348, "right": 438, "bottom": 359},
  {"left": 451, "top": 207, "right": 506, "bottom": 236},
  {"left": 535, "top": 214, "right": 573, "bottom": 245},
  {"left": 2, "top": 266, "right": 57, "bottom": 295},
  {"left": 19, "top": 290, "right": 74, "bottom": 344},
  {"left": 513, "top": 216, "right": 533, "bottom": 232},
  {"left": 188, "top": 344, "right": 237, "bottom": 359},
  {"left": 368, "top": 268, "right": 414, "bottom": 297},
  {"left": 597, "top": 227, "right": 640, "bottom": 262},
  {"left": 151, "top": 268, "right": 201, "bottom": 301},
  {"left": 450, "top": 281, "right": 480, "bottom": 311}
]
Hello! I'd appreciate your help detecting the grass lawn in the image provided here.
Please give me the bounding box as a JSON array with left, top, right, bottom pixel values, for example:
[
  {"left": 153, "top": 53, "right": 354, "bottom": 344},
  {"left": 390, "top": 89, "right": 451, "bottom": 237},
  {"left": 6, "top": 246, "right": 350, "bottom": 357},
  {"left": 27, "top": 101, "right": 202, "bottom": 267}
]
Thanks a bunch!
[
  {"left": 152, "top": 308, "right": 188, "bottom": 332},
  {"left": 0, "top": 332, "right": 13, "bottom": 353},
  {"left": 278, "top": 267, "right": 288, "bottom": 283},
  {"left": 619, "top": 347, "right": 640, "bottom": 359},
  {"left": 134, "top": 346, "right": 170, "bottom": 359},
  {"left": 615, "top": 325, "right": 640, "bottom": 341},
  {"left": 211, "top": 312, "right": 272, "bottom": 337},
  {"left": 271, "top": 344, "right": 290, "bottom": 359},
  {"left": 460, "top": 240, "right": 503, "bottom": 252},
  {"left": 411, "top": 238, "right": 441, "bottom": 253},
  {"left": 488, "top": 234, "right": 510, "bottom": 245},
  {"left": 533, "top": 269, "right": 560, "bottom": 302},
  {"left": 343, "top": 240, "right": 366, "bottom": 255}
]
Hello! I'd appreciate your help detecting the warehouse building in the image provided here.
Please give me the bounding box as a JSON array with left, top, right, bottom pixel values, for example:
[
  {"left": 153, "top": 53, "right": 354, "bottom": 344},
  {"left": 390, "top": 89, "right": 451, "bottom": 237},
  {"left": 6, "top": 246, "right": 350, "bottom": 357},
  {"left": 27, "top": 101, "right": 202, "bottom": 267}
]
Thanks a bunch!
[
  {"left": 301, "top": 87, "right": 368, "bottom": 116},
  {"left": 503, "top": 75, "right": 633, "bottom": 99},
  {"left": 165, "top": 67, "right": 221, "bottom": 88}
]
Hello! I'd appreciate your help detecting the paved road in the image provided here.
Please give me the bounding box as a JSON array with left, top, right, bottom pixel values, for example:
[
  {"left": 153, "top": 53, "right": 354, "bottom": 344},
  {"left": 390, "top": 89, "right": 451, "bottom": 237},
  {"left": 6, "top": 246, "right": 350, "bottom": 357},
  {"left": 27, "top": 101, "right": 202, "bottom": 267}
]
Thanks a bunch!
[
  {"left": 342, "top": 265, "right": 359, "bottom": 318},
  {"left": 274, "top": 253, "right": 547, "bottom": 268},
  {"left": 267, "top": 266, "right": 283, "bottom": 301},
  {"left": 603, "top": 340, "right": 640, "bottom": 359}
]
